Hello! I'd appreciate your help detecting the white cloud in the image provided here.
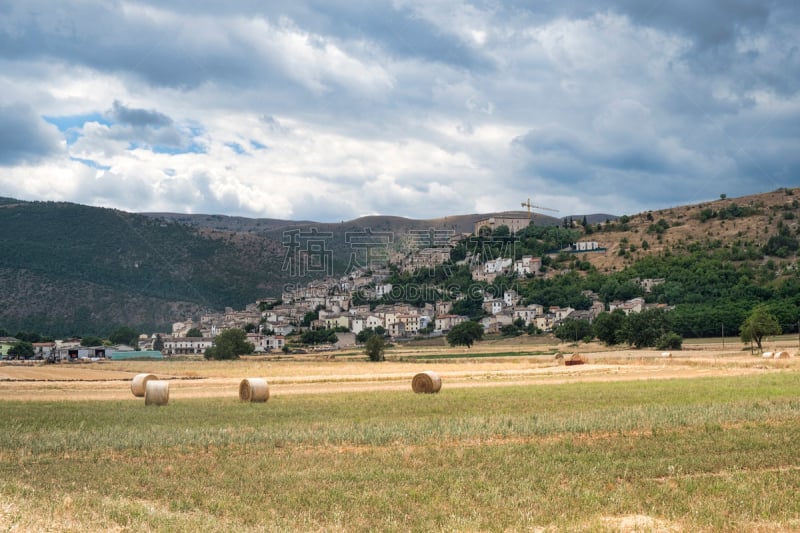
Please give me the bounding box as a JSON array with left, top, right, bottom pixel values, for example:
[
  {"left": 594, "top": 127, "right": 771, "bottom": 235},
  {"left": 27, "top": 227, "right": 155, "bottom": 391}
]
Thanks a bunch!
[{"left": 0, "top": 1, "right": 797, "bottom": 220}]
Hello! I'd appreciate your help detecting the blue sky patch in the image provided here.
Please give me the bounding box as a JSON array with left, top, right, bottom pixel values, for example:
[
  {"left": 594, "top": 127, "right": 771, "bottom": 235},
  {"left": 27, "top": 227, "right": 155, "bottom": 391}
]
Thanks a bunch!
[
  {"left": 70, "top": 157, "right": 111, "bottom": 171},
  {"left": 226, "top": 142, "right": 246, "bottom": 155},
  {"left": 44, "top": 112, "right": 111, "bottom": 131}
]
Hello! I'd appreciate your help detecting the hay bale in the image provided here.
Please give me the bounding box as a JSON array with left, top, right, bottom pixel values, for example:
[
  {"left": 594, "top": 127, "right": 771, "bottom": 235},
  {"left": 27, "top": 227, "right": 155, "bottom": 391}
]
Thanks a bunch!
[
  {"left": 131, "top": 373, "right": 157, "bottom": 397},
  {"left": 661, "top": 351, "right": 672, "bottom": 358},
  {"left": 239, "top": 378, "right": 269, "bottom": 402},
  {"left": 144, "top": 380, "right": 169, "bottom": 406},
  {"left": 761, "top": 352, "right": 773, "bottom": 359},
  {"left": 775, "top": 351, "right": 791, "bottom": 359},
  {"left": 412, "top": 371, "right": 442, "bottom": 394},
  {"left": 564, "top": 353, "right": 585, "bottom": 366}
]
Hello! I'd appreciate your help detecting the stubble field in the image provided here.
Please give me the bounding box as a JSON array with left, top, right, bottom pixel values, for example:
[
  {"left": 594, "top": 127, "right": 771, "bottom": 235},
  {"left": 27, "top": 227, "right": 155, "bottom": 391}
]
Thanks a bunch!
[{"left": 1, "top": 338, "right": 799, "bottom": 531}]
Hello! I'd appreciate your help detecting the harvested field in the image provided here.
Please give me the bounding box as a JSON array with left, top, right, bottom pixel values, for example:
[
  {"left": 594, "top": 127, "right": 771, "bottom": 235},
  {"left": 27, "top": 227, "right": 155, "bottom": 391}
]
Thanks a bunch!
[
  {"left": 1, "top": 340, "right": 797, "bottom": 402},
  {"left": 2, "top": 337, "right": 800, "bottom": 532}
]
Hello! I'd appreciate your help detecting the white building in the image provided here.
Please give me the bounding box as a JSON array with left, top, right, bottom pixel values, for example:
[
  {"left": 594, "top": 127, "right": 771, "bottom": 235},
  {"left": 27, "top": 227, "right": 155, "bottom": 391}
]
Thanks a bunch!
[
  {"left": 434, "top": 314, "right": 467, "bottom": 332},
  {"left": 484, "top": 257, "right": 513, "bottom": 274},
  {"left": 572, "top": 241, "right": 600, "bottom": 251},
  {"left": 514, "top": 256, "right": 541, "bottom": 277},
  {"left": 163, "top": 336, "right": 213, "bottom": 355},
  {"left": 513, "top": 304, "right": 543, "bottom": 325}
]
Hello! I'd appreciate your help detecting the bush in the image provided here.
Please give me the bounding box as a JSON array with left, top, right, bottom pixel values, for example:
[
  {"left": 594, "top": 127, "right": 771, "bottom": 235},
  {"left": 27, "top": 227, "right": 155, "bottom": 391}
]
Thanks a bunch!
[
  {"left": 204, "top": 329, "right": 254, "bottom": 360},
  {"left": 656, "top": 332, "right": 683, "bottom": 350},
  {"left": 364, "top": 335, "right": 386, "bottom": 361},
  {"left": 446, "top": 321, "right": 484, "bottom": 348}
]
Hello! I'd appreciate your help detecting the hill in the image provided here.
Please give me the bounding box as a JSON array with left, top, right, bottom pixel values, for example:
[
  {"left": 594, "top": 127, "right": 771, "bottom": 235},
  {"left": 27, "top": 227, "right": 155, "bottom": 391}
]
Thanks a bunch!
[
  {"left": 0, "top": 199, "right": 567, "bottom": 336},
  {"left": 1, "top": 188, "right": 796, "bottom": 337},
  {"left": 575, "top": 189, "right": 799, "bottom": 273},
  {"left": 0, "top": 200, "right": 288, "bottom": 336}
]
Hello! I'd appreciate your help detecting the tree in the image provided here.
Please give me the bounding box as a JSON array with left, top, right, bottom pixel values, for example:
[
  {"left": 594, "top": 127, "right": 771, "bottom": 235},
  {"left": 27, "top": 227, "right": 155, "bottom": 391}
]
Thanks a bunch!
[
  {"left": 618, "top": 308, "right": 673, "bottom": 348},
  {"left": 500, "top": 324, "right": 522, "bottom": 337},
  {"left": 8, "top": 340, "right": 34, "bottom": 359},
  {"left": 357, "top": 327, "right": 383, "bottom": 343},
  {"left": 186, "top": 327, "right": 203, "bottom": 337},
  {"left": 109, "top": 326, "right": 139, "bottom": 347},
  {"left": 446, "top": 321, "right": 484, "bottom": 348},
  {"left": 493, "top": 224, "right": 511, "bottom": 238},
  {"left": 593, "top": 310, "right": 626, "bottom": 345},
  {"left": 739, "top": 306, "right": 781, "bottom": 353},
  {"left": 80, "top": 335, "right": 104, "bottom": 347},
  {"left": 204, "top": 329, "right": 254, "bottom": 360},
  {"left": 153, "top": 334, "right": 164, "bottom": 352},
  {"left": 301, "top": 309, "right": 320, "bottom": 327},
  {"left": 364, "top": 335, "right": 386, "bottom": 361},
  {"left": 15, "top": 331, "right": 41, "bottom": 343},
  {"left": 554, "top": 319, "right": 593, "bottom": 343},
  {"left": 451, "top": 296, "right": 484, "bottom": 320},
  {"left": 301, "top": 328, "right": 337, "bottom": 344},
  {"left": 656, "top": 332, "right": 683, "bottom": 350}
]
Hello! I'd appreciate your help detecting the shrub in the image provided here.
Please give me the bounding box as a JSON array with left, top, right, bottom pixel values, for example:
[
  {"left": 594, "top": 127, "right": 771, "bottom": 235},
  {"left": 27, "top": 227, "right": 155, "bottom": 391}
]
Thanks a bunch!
[
  {"left": 204, "top": 329, "right": 254, "bottom": 360},
  {"left": 364, "top": 335, "right": 386, "bottom": 361},
  {"left": 656, "top": 332, "right": 683, "bottom": 350}
]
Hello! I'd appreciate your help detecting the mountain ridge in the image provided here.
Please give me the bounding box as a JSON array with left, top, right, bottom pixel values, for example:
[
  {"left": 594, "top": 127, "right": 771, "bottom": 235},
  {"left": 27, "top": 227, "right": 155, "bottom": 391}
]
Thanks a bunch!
[{"left": 0, "top": 189, "right": 795, "bottom": 337}]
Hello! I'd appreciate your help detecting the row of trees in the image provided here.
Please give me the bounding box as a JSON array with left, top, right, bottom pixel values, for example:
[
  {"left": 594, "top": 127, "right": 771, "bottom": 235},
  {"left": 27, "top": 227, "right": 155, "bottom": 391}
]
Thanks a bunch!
[
  {"left": 553, "top": 305, "right": 782, "bottom": 352},
  {"left": 557, "top": 309, "right": 683, "bottom": 350}
]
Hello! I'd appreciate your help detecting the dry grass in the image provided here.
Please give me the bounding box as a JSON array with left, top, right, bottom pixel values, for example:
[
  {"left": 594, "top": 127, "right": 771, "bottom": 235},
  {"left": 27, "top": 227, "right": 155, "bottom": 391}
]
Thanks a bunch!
[
  {"left": 2, "top": 339, "right": 799, "bottom": 404},
  {"left": 2, "top": 371, "right": 800, "bottom": 531}
]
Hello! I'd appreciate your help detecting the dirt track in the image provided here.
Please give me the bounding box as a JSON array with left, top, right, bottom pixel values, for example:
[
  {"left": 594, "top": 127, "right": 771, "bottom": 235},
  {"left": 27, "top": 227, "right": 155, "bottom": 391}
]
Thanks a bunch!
[{"left": 2, "top": 342, "right": 797, "bottom": 402}]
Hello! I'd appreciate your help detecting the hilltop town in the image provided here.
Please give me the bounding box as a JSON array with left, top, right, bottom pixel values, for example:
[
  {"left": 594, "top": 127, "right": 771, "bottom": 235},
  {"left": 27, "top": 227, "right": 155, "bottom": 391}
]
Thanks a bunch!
[
  {"left": 4, "top": 187, "right": 800, "bottom": 361},
  {"left": 35, "top": 212, "right": 664, "bottom": 360}
]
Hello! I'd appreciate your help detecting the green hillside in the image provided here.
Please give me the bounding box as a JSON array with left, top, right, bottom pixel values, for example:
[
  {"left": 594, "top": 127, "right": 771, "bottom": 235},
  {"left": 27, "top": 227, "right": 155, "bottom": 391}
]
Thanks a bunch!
[
  {"left": 2, "top": 189, "right": 798, "bottom": 340},
  {"left": 0, "top": 199, "right": 287, "bottom": 336}
]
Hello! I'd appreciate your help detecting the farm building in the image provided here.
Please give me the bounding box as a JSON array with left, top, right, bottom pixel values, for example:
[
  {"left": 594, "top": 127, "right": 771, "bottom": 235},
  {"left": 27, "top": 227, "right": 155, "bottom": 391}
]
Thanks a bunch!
[{"left": 107, "top": 350, "right": 165, "bottom": 360}]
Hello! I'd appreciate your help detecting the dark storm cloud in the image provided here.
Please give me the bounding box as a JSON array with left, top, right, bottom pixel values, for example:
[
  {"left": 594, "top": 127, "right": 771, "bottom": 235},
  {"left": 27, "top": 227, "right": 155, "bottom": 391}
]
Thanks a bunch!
[
  {"left": 0, "top": 0, "right": 488, "bottom": 93},
  {"left": 308, "top": 2, "right": 492, "bottom": 69},
  {"left": 0, "top": 102, "right": 62, "bottom": 165},
  {"left": 110, "top": 101, "right": 172, "bottom": 128},
  {"left": 614, "top": 0, "right": 771, "bottom": 49},
  {"left": 0, "top": 2, "right": 268, "bottom": 89},
  {"left": 0, "top": 0, "right": 797, "bottom": 219}
]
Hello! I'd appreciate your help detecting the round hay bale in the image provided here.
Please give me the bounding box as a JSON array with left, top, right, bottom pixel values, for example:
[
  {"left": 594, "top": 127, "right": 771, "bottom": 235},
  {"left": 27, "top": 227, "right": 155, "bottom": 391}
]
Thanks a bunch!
[
  {"left": 661, "top": 351, "right": 672, "bottom": 358},
  {"left": 144, "top": 380, "right": 169, "bottom": 406},
  {"left": 775, "top": 351, "right": 791, "bottom": 359},
  {"left": 761, "top": 351, "right": 773, "bottom": 359},
  {"left": 564, "top": 353, "right": 585, "bottom": 366},
  {"left": 239, "top": 378, "right": 269, "bottom": 402},
  {"left": 131, "top": 373, "right": 157, "bottom": 397},
  {"left": 412, "top": 371, "right": 442, "bottom": 394}
]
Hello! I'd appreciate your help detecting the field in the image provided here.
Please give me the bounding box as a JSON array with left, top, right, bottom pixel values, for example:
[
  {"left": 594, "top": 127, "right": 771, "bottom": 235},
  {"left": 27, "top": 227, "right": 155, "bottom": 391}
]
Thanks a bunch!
[{"left": 2, "top": 338, "right": 800, "bottom": 532}]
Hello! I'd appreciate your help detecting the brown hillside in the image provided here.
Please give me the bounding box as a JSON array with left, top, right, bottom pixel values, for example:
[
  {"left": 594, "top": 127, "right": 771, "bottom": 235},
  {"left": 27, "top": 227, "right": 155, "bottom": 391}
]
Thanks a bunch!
[{"left": 573, "top": 188, "right": 799, "bottom": 273}]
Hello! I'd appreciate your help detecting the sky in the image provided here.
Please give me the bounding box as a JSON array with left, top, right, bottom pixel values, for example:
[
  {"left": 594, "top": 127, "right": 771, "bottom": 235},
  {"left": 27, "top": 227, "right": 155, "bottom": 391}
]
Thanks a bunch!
[{"left": 0, "top": 1, "right": 798, "bottom": 222}]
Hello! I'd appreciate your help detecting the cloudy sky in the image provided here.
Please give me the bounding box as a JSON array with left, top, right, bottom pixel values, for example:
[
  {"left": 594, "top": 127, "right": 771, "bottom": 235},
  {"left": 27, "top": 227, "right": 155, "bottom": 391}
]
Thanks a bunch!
[{"left": 0, "top": 1, "right": 798, "bottom": 221}]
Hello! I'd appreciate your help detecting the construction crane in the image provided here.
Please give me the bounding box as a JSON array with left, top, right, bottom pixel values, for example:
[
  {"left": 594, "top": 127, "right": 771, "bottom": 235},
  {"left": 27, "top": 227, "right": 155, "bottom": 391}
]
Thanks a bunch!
[{"left": 521, "top": 197, "right": 558, "bottom": 219}]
